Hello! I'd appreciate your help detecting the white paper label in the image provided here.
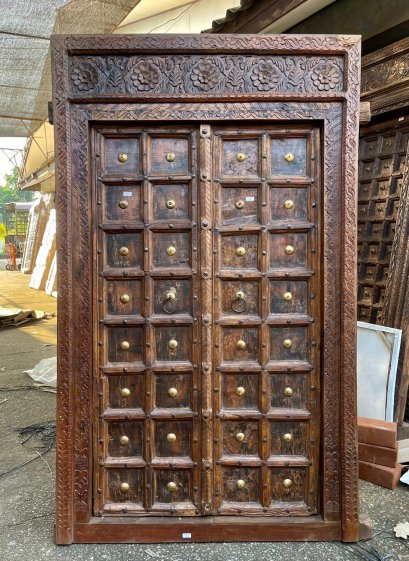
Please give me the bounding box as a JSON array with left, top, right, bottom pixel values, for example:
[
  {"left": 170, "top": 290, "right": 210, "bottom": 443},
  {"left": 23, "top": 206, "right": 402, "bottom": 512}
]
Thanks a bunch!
[
  {"left": 182, "top": 533, "right": 192, "bottom": 539},
  {"left": 123, "top": 191, "right": 133, "bottom": 197},
  {"left": 245, "top": 196, "right": 255, "bottom": 202}
]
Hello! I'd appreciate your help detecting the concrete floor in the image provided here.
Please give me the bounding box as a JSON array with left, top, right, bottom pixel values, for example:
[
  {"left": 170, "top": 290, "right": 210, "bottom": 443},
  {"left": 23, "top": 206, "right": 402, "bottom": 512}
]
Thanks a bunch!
[{"left": 0, "top": 263, "right": 408, "bottom": 561}]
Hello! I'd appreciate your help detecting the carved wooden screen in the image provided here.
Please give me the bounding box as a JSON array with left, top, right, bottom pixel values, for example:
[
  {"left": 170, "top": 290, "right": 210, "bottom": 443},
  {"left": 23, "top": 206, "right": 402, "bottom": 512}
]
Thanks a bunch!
[{"left": 51, "top": 34, "right": 363, "bottom": 544}]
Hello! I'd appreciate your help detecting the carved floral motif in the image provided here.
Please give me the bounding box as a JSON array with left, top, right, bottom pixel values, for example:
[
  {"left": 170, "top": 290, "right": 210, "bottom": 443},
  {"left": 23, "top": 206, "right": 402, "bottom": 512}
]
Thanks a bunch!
[
  {"left": 311, "top": 61, "right": 342, "bottom": 91},
  {"left": 71, "top": 61, "right": 99, "bottom": 91},
  {"left": 128, "top": 59, "right": 160, "bottom": 91},
  {"left": 190, "top": 59, "right": 220, "bottom": 91},
  {"left": 250, "top": 61, "right": 280, "bottom": 91}
]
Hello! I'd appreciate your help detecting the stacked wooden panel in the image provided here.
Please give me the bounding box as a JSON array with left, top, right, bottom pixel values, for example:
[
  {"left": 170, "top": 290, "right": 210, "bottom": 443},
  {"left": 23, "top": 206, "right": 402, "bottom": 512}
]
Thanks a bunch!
[
  {"left": 358, "top": 417, "right": 402, "bottom": 489},
  {"left": 357, "top": 120, "right": 409, "bottom": 324}
]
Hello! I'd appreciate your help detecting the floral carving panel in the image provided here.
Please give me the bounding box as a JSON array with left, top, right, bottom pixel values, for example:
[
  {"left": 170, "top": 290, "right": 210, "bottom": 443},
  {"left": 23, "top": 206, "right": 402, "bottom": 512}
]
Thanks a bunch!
[{"left": 69, "top": 55, "right": 344, "bottom": 96}]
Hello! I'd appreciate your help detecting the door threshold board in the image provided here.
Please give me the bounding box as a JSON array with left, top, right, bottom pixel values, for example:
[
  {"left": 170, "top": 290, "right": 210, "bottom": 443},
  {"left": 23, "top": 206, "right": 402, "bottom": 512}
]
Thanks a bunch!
[{"left": 72, "top": 516, "right": 341, "bottom": 543}]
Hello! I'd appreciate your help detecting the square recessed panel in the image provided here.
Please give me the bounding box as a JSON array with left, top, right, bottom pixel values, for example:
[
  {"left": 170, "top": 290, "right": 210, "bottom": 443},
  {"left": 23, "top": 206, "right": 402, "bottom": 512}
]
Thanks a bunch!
[
  {"left": 153, "top": 470, "right": 192, "bottom": 505},
  {"left": 152, "top": 231, "right": 191, "bottom": 269},
  {"left": 104, "top": 184, "right": 142, "bottom": 222},
  {"left": 269, "top": 421, "right": 307, "bottom": 456},
  {"left": 106, "top": 326, "right": 144, "bottom": 364},
  {"left": 221, "top": 138, "right": 260, "bottom": 177},
  {"left": 154, "top": 373, "right": 192, "bottom": 409},
  {"left": 221, "top": 467, "right": 261, "bottom": 504},
  {"left": 220, "top": 280, "right": 260, "bottom": 316},
  {"left": 106, "top": 279, "right": 143, "bottom": 316},
  {"left": 106, "top": 233, "right": 143, "bottom": 269},
  {"left": 152, "top": 184, "right": 190, "bottom": 221},
  {"left": 269, "top": 326, "right": 309, "bottom": 362},
  {"left": 220, "top": 186, "right": 259, "bottom": 224},
  {"left": 269, "top": 280, "right": 308, "bottom": 316},
  {"left": 152, "top": 279, "right": 192, "bottom": 316},
  {"left": 221, "top": 421, "right": 260, "bottom": 457},
  {"left": 154, "top": 326, "right": 192, "bottom": 363},
  {"left": 150, "top": 137, "right": 190, "bottom": 174},
  {"left": 221, "top": 327, "right": 259, "bottom": 364},
  {"left": 269, "top": 467, "right": 307, "bottom": 503},
  {"left": 107, "top": 374, "right": 144, "bottom": 410},
  {"left": 221, "top": 234, "right": 259, "bottom": 271},
  {"left": 270, "top": 373, "right": 308, "bottom": 410},
  {"left": 106, "top": 468, "right": 144, "bottom": 505},
  {"left": 153, "top": 420, "right": 191, "bottom": 458},
  {"left": 271, "top": 138, "right": 307, "bottom": 177},
  {"left": 270, "top": 187, "right": 308, "bottom": 221},
  {"left": 269, "top": 232, "right": 308, "bottom": 269},
  {"left": 221, "top": 373, "right": 260, "bottom": 410},
  {"left": 104, "top": 138, "right": 140, "bottom": 175},
  {"left": 106, "top": 421, "right": 144, "bottom": 458}
]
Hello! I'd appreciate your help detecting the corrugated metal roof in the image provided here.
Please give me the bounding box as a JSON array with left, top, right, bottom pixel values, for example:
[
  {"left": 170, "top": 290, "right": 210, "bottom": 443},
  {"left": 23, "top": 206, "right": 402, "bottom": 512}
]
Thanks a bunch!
[{"left": 203, "top": 0, "right": 255, "bottom": 33}]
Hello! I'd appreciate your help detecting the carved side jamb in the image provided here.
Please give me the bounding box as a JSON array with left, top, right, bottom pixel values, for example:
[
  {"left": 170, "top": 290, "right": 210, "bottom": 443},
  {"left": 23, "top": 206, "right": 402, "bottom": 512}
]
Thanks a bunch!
[
  {"left": 52, "top": 36, "right": 74, "bottom": 545},
  {"left": 340, "top": 38, "right": 361, "bottom": 542}
]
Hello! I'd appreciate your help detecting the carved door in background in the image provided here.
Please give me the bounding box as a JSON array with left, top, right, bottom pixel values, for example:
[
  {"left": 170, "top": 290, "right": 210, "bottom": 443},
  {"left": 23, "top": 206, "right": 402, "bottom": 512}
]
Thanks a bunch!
[{"left": 93, "top": 123, "right": 321, "bottom": 517}]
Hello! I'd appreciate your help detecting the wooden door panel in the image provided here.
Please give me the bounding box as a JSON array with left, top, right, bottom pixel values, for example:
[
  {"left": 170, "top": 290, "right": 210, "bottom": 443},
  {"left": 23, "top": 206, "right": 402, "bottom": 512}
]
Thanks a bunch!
[
  {"left": 220, "top": 280, "right": 260, "bottom": 317},
  {"left": 106, "top": 421, "right": 145, "bottom": 458},
  {"left": 106, "top": 374, "right": 145, "bottom": 410},
  {"left": 105, "top": 279, "right": 143, "bottom": 316},
  {"left": 105, "top": 232, "right": 143, "bottom": 270},
  {"left": 269, "top": 467, "right": 307, "bottom": 504},
  {"left": 270, "top": 187, "right": 308, "bottom": 222},
  {"left": 104, "top": 184, "right": 142, "bottom": 222},
  {"left": 153, "top": 373, "right": 192, "bottom": 409},
  {"left": 269, "top": 421, "right": 308, "bottom": 457},
  {"left": 269, "top": 373, "right": 309, "bottom": 411},
  {"left": 221, "top": 373, "right": 260, "bottom": 410},
  {"left": 270, "top": 138, "right": 308, "bottom": 177},
  {"left": 213, "top": 125, "right": 320, "bottom": 518},
  {"left": 152, "top": 279, "right": 192, "bottom": 316},
  {"left": 153, "top": 420, "right": 192, "bottom": 458},
  {"left": 221, "top": 421, "right": 261, "bottom": 457},
  {"left": 151, "top": 231, "right": 191, "bottom": 269},
  {"left": 220, "top": 467, "right": 262, "bottom": 509},
  {"left": 152, "top": 470, "right": 195, "bottom": 511},
  {"left": 269, "top": 232, "right": 308, "bottom": 270},
  {"left": 149, "top": 136, "right": 190, "bottom": 174},
  {"left": 95, "top": 124, "right": 320, "bottom": 519},
  {"left": 220, "top": 233, "right": 260, "bottom": 271},
  {"left": 221, "top": 138, "right": 261, "bottom": 177},
  {"left": 269, "top": 280, "right": 308, "bottom": 316},
  {"left": 103, "top": 137, "right": 141, "bottom": 176},
  {"left": 151, "top": 183, "right": 190, "bottom": 221},
  {"left": 220, "top": 186, "right": 260, "bottom": 225},
  {"left": 95, "top": 126, "right": 200, "bottom": 517}
]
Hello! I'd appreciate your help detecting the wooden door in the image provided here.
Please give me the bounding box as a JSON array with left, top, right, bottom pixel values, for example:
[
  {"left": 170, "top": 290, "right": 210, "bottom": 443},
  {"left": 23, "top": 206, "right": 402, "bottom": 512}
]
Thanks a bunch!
[
  {"left": 52, "top": 34, "right": 362, "bottom": 544},
  {"left": 92, "top": 123, "right": 320, "bottom": 518},
  {"left": 93, "top": 126, "right": 201, "bottom": 516}
]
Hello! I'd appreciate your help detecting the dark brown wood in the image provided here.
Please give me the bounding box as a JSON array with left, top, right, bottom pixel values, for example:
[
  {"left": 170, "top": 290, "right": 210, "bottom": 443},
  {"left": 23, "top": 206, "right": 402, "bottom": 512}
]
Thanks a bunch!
[
  {"left": 358, "top": 417, "right": 398, "bottom": 449},
  {"left": 361, "top": 37, "right": 409, "bottom": 116},
  {"left": 358, "top": 442, "right": 398, "bottom": 468},
  {"left": 358, "top": 461, "right": 402, "bottom": 490},
  {"left": 357, "top": 116, "right": 409, "bottom": 325},
  {"left": 51, "top": 33, "right": 362, "bottom": 544}
]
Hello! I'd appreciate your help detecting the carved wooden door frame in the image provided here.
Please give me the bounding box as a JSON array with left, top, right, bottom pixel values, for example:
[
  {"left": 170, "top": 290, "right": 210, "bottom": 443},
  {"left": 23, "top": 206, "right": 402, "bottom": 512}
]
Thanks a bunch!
[{"left": 51, "top": 34, "right": 363, "bottom": 544}]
